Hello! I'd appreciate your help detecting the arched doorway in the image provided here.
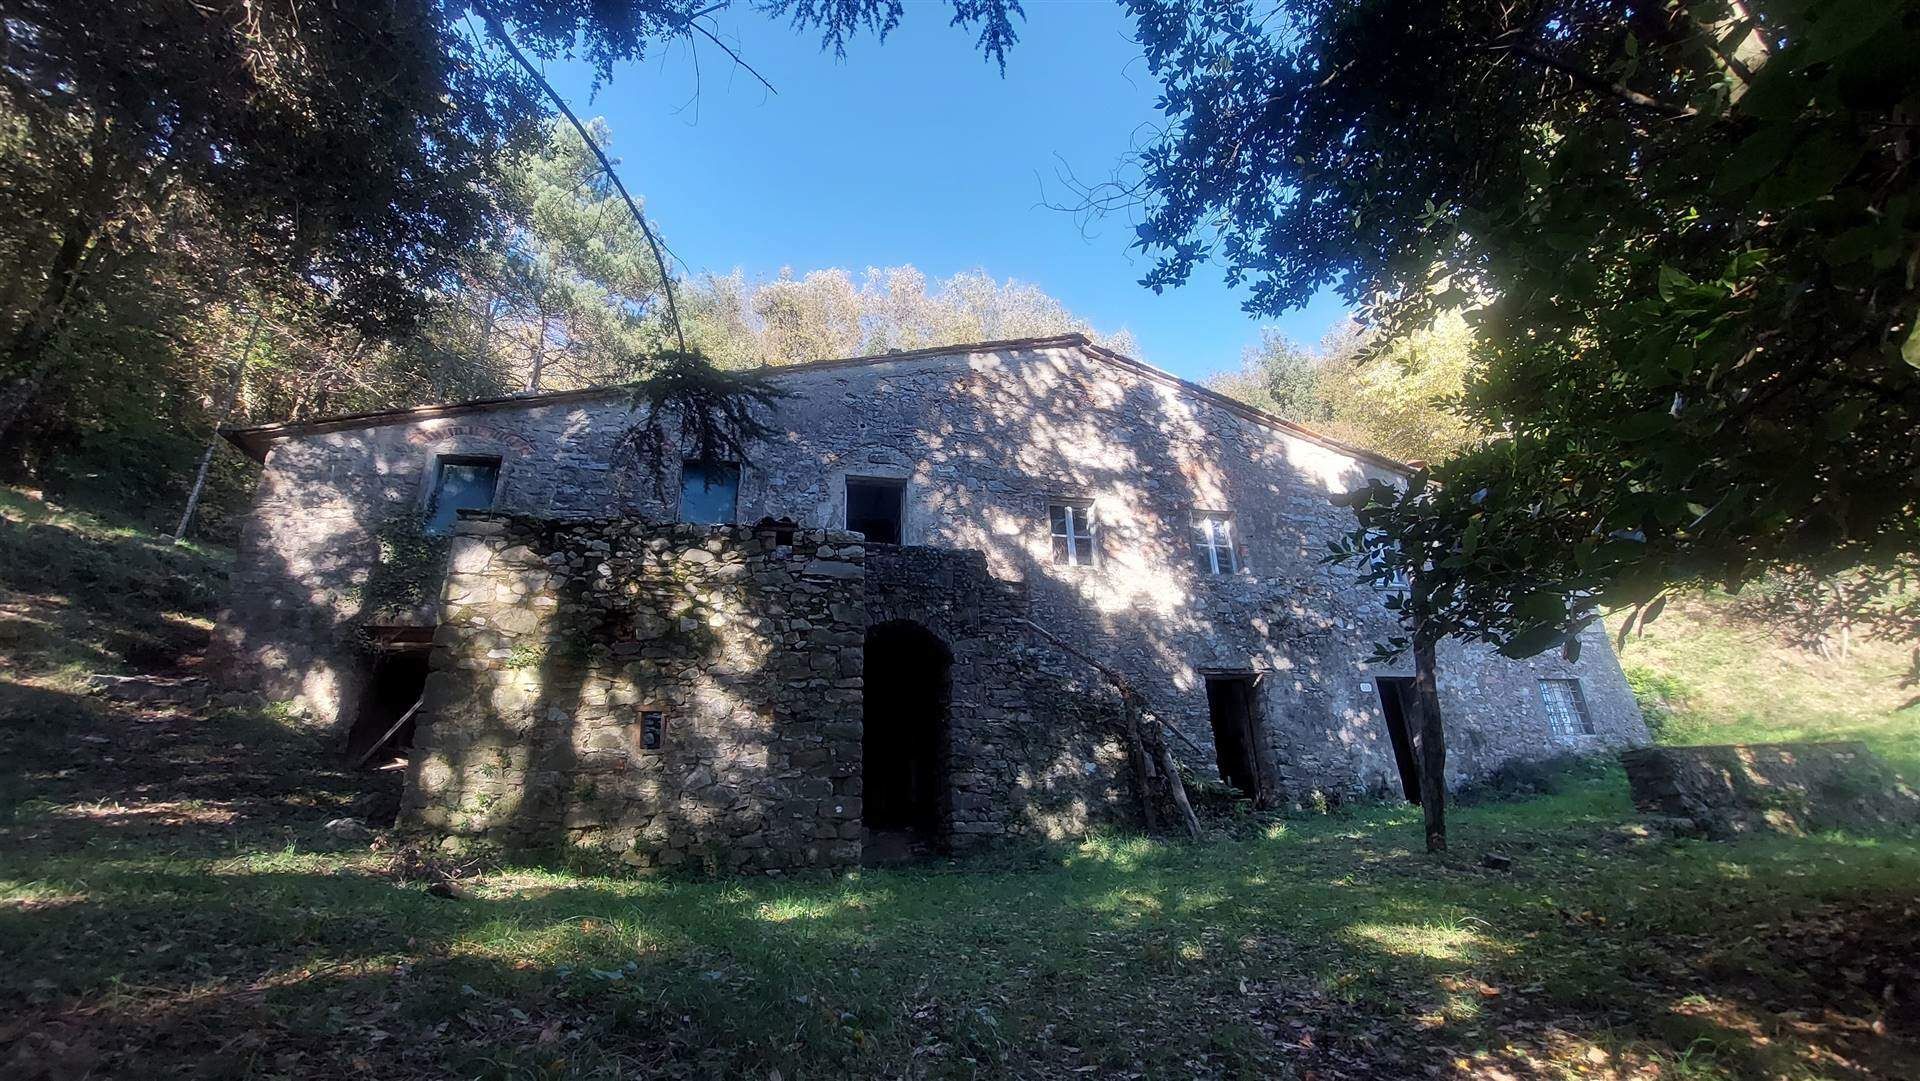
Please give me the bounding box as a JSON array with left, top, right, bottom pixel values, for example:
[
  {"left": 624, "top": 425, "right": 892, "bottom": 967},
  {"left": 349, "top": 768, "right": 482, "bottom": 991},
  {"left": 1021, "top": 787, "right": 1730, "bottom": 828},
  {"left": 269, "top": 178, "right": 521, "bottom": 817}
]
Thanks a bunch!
[{"left": 861, "top": 620, "right": 953, "bottom": 855}]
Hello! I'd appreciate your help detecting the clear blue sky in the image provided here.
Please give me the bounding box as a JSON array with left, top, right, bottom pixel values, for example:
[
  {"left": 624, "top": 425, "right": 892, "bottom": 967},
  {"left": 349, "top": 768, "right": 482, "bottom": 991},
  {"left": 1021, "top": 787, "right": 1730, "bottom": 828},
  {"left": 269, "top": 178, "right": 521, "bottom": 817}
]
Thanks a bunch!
[{"left": 545, "top": 1, "right": 1348, "bottom": 382}]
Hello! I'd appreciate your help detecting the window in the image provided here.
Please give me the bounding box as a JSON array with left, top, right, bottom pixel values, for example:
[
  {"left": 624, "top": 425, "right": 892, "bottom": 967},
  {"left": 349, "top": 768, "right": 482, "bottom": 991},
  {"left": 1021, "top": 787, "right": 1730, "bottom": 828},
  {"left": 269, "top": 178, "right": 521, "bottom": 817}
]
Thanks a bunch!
[
  {"left": 1538, "top": 679, "right": 1594, "bottom": 737},
  {"left": 636, "top": 710, "right": 665, "bottom": 752},
  {"left": 1370, "top": 547, "right": 1412, "bottom": 592},
  {"left": 1190, "top": 512, "right": 1239, "bottom": 575},
  {"left": 845, "top": 477, "right": 905, "bottom": 544},
  {"left": 424, "top": 456, "right": 500, "bottom": 535},
  {"left": 1049, "top": 501, "right": 1098, "bottom": 566},
  {"left": 679, "top": 461, "right": 739, "bottom": 524}
]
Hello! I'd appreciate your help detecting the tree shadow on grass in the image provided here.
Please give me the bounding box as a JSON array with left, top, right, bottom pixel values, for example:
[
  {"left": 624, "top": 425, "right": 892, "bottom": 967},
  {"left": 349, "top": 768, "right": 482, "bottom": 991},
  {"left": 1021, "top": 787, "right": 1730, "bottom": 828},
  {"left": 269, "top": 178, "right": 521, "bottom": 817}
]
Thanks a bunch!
[{"left": 4, "top": 682, "right": 1918, "bottom": 1079}]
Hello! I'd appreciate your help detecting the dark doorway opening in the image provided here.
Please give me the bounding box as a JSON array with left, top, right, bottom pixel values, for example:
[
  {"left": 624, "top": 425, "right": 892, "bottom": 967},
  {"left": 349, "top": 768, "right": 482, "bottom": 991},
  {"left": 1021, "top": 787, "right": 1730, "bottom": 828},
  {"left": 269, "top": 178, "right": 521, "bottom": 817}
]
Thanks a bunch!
[
  {"left": 1205, "top": 675, "right": 1263, "bottom": 801},
  {"left": 346, "top": 649, "right": 429, "bottom": 765},
  {"left": 846, "top": 478, "right": 905, "bottom": 544},
  {"left": 1375, "top": 677, "right": 1422, "bottom": 803},
  {"left": 862, "top": 620, "right": 952, "bottom": 856}
]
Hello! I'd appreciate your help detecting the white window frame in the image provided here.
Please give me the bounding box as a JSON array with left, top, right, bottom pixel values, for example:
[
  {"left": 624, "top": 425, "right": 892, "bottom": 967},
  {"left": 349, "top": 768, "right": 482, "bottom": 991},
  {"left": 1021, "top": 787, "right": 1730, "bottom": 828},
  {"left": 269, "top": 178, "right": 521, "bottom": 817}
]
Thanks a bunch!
[
  {"left": 1537, "top": 678, "right": 1594, "bottom": 737},
  {"left": 1049, "top": 500, "right": 1098, "bottom": 567},
  {"left": 1192, "top": 512, "right": 1239, "bottom": 575}
]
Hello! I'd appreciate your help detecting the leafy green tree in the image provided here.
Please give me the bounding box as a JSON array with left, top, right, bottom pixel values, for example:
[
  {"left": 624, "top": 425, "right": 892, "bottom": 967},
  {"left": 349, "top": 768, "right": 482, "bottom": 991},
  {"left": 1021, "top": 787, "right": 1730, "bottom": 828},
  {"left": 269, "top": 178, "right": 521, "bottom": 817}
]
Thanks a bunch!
[
  {"left": 0, "top": 0, "right": 1022, "bottom": 440},
  {"left": 1211, "top": 316, "right": 1481, "bottom": 463},
  {"left": 685, "top": 265, "right": 1140, "bottom": 367},
  {"left": 1119, "top": 0, "right": 1920, "bottom": 848}
]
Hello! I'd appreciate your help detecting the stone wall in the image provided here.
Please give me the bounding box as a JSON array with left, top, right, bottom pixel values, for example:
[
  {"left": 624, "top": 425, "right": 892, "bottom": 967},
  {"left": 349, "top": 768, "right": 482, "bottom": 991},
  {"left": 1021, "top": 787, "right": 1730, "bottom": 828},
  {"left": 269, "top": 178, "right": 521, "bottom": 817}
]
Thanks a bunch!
[
  {"left": 220, "top": 338, "right": 1648, "bottom": 804},
  {"left": 861, "top": 544, "right": 1137, "bottom": 845},
  {"left": 402, "top": 515, "right": 869, "bottom": 873},
  {"left": 401, "top": 514, "right": 1139, "bottom": 870},
  {"left": 1620, "top": 742, "right": 1920, "bottom": 838}
]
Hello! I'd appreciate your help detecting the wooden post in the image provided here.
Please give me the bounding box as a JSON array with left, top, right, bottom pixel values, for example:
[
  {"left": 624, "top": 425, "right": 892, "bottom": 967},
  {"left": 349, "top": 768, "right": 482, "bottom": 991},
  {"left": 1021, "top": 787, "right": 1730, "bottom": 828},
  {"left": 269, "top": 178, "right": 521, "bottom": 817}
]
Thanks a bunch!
[{"left": 1411, "top": 609, "right": 1447, "bottom": 853}]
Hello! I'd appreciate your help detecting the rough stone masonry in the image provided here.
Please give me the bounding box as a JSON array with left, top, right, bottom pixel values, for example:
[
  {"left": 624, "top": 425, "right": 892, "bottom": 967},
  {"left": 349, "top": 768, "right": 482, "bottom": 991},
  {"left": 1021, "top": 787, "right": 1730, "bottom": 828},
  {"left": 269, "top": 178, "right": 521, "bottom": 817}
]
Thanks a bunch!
[
  {"left": 406, "top": 514, "right": 1134, "bottom": 871},
  {"left": 216, "top": 334, "right": 1650, "bottom": 866}
]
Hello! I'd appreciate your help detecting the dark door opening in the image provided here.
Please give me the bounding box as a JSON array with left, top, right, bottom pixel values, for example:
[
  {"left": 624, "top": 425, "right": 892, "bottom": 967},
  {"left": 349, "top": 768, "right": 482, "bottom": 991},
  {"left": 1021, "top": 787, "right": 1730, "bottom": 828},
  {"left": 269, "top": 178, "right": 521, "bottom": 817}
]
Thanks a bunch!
[
  {"left": 1375, "top": 677, "right": 1422, "bottom": 803},
  {"left": 846, "top": 478, "right": 905, "bottom": 544},
  {"left": 1205, "top": 675, "right": 1263, "bottom": 801},
  {"left": 346, "top": 649, "right": 430, "bottom": 764},
  {"left": 862, "top": 620, "right": 952, "bottom": 848}
]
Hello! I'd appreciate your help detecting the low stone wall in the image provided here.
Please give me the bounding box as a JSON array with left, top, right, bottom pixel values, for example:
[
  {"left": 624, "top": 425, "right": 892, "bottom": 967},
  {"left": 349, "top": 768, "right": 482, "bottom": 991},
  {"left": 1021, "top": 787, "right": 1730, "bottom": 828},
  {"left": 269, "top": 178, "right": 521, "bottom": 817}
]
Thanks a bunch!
[
  {"left": 1620, "top": 742, "right": 1920, "bottom": 839},
  {"left": 401, "top": 515, "right": 868, "bottom": 874}
]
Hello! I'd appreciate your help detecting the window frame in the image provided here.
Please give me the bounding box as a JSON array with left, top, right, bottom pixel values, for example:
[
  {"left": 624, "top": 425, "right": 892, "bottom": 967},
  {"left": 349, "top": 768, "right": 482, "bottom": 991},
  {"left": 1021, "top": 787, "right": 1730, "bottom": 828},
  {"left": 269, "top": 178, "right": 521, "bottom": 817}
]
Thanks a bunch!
[
  {"left": 1047, "top": 498, "right": 1099, "bottom": 568},
  {"left": 1537, "top": 678, "right": 1595, "bottom": 737},
  {"left": 678, "top": 459, "right": 741, "bottom": 525},
  {"left": 843, "top": 475, "right": 907, "bottom": 544},
  {"left": 1190, "top": 511, "right": 1240, "bottom": 576},
  {"left": 423, "top": 454, "right": 502, "bottom": 536}
]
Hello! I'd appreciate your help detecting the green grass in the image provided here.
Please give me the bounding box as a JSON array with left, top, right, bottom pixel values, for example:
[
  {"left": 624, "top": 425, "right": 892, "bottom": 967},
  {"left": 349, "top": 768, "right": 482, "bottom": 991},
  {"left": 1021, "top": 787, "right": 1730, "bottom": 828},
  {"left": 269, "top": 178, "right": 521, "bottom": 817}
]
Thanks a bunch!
[
  {"left": 1611, "top": 592, "right": 1920, "bottom": 777},
  {"left": 2, "top": 485, "right": 1917, "bottom": 1078},
  {"left": 0, "top": 486, "right": 230, "bottom": 687},
  {"left": 2, "top": 696, "right": 1915, "bottom": 1079}
]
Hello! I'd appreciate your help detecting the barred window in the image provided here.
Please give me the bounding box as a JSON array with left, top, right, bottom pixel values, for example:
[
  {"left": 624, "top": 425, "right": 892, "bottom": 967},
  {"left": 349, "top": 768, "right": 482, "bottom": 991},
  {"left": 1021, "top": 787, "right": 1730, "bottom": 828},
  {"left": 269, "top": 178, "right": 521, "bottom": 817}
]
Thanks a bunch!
[
  {"left": 1538, "top": 679, "right": 1594, "bottom": 737},
  {"left": 1049, "top": 501, "right": 1097, "bottom": 567}
]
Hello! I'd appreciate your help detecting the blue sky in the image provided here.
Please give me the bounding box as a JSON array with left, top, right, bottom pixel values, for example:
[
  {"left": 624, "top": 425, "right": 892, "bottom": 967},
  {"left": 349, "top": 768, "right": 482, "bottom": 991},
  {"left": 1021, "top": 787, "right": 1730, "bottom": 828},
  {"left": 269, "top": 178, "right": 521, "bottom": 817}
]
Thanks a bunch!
[{"left": 545, "top": 1, "right": 1348, "bottom": 382}]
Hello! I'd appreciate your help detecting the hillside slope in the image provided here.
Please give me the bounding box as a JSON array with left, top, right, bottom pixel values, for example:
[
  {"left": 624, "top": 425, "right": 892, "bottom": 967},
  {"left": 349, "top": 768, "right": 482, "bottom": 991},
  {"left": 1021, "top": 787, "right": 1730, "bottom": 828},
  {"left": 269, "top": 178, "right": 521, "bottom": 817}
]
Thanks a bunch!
[{"left": 1610, "top": 592, "right": 1919, "bottom": 776}]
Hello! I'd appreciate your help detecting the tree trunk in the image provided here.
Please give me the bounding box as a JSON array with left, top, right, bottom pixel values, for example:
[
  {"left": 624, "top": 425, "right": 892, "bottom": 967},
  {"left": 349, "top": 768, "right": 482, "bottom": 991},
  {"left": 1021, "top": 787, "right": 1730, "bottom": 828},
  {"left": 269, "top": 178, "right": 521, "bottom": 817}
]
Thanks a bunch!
[
  {"left": 0, "top": 216, "right": 102, "bottom": 445},
  {"left": 174, "top": 310, "right": 265, "bottom": 542},
  {"left": 1121, "top": 696, "right": 1162, "bottom": 833},
  {"left": 1411, "top": 613, "right": 1448, "bottom": 853},
  {"left": 1156, "top": 735, "right": 1204, "bottom": 840}
]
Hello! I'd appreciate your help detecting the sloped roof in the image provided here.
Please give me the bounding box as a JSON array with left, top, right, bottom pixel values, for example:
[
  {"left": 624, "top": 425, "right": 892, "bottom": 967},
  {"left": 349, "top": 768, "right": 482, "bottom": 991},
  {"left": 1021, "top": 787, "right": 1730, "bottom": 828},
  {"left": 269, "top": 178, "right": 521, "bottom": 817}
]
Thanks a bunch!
[{"left": 220, "top": 333, "right": 1409, "bottom": 472}]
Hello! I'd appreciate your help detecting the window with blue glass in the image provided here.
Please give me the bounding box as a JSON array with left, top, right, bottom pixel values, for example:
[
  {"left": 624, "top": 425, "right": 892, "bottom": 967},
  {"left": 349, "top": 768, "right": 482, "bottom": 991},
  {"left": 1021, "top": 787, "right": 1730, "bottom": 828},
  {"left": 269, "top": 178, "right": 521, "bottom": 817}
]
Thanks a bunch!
[
  {"left": 679, "top": 460, "right": 739, "bottom": 524},
  {"left": 424, "top": 457, "right": 500, "bottom": 535}
]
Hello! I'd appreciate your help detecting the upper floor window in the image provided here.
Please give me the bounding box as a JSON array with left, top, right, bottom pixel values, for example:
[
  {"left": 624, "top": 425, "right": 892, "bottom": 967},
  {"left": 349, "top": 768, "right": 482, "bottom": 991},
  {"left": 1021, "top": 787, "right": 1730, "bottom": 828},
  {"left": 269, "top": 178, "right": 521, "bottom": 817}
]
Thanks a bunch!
[
  {"left": 845, "top": 477, "right": 904, "bottom": 544},
  {"left": 679, "top": 460, "right": 739, "bottom": 525},
  {"left": 1191, "top": 512, "right": 1239, "bottom": 575},
  {"left": 425, "top": 456, "right": 500, "bottom": 535},
  {"left": 1049, "top": 500, "right": 1098, "bottom": 567},
  {"left": 1538, "top": 678, "right": 1594, "bottom": 737},
  {"left": 1370, "top": 547, "right": 1412, "bottom": 592}
]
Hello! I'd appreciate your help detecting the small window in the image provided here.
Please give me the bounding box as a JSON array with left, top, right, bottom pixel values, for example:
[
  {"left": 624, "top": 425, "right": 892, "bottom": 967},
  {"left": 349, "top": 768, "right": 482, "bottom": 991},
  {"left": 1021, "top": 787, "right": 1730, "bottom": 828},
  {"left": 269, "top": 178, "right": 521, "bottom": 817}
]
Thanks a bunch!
[
  {"left": 1191, "top": 512, "right": 1239, "bottom": 575},
  {"left": 845, "top": 477, "right": 904, "bottom": 544},
  {"left": 1049, "top": 501, "right": 1098, "bottom": 567},
  {"left": 1370, "top": 547, "right": 1411, "bottom": 592},
  {"left": 679, "top": 461, "right": 739, "bottom": 524},
  {"left": 425, "top": 456, "right": 500, "bottom": 535},
  {"left": 1538, "top": 679, "right": 1594, "bottom": 737},
  {"left": 636, "top": 710, "right": 665, "bottom": 752}
]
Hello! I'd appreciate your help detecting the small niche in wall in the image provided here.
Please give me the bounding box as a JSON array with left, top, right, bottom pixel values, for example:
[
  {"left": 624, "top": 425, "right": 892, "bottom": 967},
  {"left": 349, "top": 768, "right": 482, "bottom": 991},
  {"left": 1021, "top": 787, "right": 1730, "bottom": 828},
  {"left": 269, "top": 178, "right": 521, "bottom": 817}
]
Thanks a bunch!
[{"left": 634, "top": 710, "right": 665, "bottom": 753}]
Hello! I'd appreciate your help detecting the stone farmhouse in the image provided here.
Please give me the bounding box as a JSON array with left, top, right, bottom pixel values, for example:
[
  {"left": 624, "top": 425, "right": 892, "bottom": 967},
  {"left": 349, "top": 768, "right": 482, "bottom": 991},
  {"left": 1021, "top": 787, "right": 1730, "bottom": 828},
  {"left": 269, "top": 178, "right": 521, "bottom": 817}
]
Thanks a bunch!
[{"left": 216, "top": 334, "right": 1647, "bottom": 871}]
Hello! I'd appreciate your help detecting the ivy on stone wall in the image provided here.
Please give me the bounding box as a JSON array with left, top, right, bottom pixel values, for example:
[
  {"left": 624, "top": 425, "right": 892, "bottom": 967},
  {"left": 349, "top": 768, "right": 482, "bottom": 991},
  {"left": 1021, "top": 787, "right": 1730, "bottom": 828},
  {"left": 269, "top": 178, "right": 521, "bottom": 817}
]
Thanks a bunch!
[{"left": 361, "top": 512, "right": 453, "bottom": 627}]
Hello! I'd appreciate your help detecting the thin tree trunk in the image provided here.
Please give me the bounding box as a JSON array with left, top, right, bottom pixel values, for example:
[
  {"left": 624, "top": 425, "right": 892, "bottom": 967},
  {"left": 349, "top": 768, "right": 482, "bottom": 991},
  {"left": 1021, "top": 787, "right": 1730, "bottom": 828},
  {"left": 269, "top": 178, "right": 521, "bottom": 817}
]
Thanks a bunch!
[
  {"left": 1411, "top": 610, "right": 1448, "bottom": 853},
  {"left": 1121, "top": 695, "right": 1162, "bottom": 833},
  {"left": 1155, "top": 734, "right": 1203, "bottom": 840},
  {"left": 526, "top": 311, "right": 548, "bottom": 392},
  {"left": 174, "top": 310, "right": 265, "bottom": 542}
]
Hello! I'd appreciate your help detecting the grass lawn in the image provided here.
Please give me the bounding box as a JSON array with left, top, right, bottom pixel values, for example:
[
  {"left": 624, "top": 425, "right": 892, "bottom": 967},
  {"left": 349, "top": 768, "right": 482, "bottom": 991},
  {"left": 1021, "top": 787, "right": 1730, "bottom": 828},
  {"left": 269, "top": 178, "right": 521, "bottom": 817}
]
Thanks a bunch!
[
  {"left": 2, "top": 488, "right": 1917, "bottom": 1079},
  {"left": 1611, "top": 593, "right": 1920, "bottom": 778}
]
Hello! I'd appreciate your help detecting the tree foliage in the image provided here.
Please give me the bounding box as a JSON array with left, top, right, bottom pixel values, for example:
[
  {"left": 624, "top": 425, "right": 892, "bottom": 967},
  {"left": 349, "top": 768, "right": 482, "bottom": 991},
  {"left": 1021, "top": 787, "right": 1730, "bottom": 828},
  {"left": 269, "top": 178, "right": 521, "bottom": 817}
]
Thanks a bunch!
[
  {"left": 0, "top": 0, "right": 1021, "bottom": 534},
  {"left": 1123, "top": 0, "right": 1920, "bottom": 665},
  {"left": 684, "top": 265, "right": 1139, "bottom": 368},
  {"left": 1209, "top": 316, "right": 1480, "bottom": 463}
]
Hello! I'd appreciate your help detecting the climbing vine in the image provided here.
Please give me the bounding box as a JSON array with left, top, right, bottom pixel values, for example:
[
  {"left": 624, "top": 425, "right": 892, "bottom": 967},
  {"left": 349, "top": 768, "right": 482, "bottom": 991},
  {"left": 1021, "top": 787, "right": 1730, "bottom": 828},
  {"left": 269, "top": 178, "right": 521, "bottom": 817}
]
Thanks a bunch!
[{"left": 360, "top": 512, "right": 453, "bottom": 627}]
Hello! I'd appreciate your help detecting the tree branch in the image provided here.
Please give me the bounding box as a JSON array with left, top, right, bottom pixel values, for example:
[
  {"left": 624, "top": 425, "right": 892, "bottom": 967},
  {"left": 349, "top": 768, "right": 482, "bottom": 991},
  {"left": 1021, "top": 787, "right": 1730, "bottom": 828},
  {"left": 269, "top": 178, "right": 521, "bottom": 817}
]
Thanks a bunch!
[
  {"left": 476, "top": 5, "right": 688, "bottom": 354},
  {"left": 1504, "top": 43, "right": 1698, "bottom": 119}
]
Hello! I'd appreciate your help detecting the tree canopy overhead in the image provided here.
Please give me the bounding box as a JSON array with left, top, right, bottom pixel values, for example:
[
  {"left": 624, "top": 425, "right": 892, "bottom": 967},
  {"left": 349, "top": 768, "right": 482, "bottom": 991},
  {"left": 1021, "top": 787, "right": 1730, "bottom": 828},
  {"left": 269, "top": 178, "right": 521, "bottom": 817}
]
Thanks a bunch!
[{"left": 1118, "top": 0, "right": 1920, "bottom": 662}]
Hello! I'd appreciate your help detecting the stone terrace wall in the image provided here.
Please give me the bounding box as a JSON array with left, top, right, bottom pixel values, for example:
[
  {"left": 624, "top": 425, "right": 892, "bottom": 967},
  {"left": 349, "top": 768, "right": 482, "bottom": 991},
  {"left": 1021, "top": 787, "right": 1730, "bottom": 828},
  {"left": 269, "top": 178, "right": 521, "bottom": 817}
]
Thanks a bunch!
[
  {"left": 862, "top": 545, "right": 1138, "bottom": 846},
  {"left": 1620, "top": 742, "right": 1920, "bottom": 839},
  {"left": 401, "top": 515, "right": 868, "bottom": 874}
]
